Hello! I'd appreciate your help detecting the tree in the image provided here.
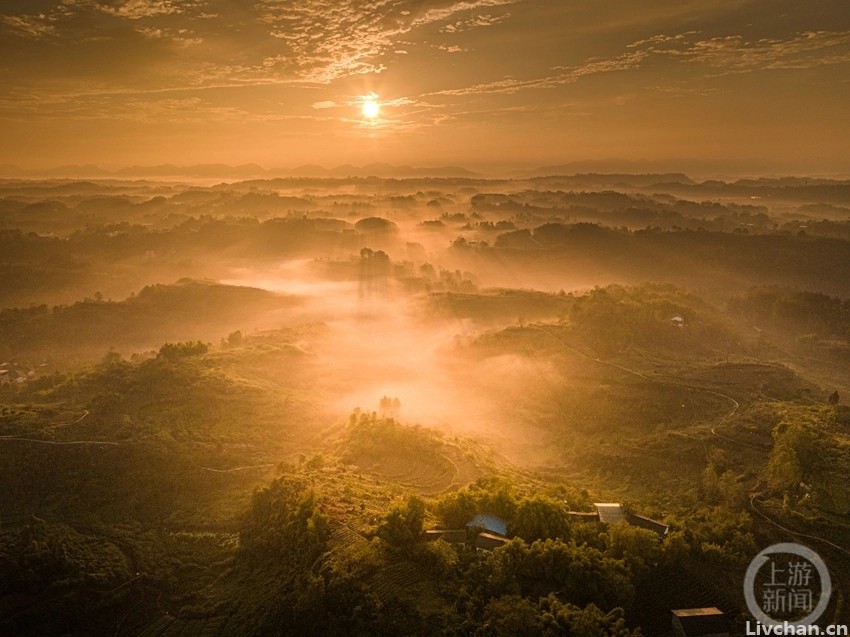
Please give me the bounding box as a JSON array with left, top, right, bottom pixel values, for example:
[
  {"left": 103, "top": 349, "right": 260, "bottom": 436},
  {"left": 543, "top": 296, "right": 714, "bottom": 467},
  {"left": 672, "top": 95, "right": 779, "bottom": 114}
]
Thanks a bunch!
[
  {"left": 226, "top": 330, "right": 244, "bottom": 347},
  {"left": 603, "top": 521, "right": 662, "bottom": 576},
  {"left": 477, "top": 595, "right": 542, "bottom": 637},
  {"left": 377, "top": 496, "right": 425, "bottom": 548},
  {"left": 158, "top": 340, "right": 208, "bottom": 361},
  {"left": 538, "top": 595, "right": 640, "bottom": 637},
  {"left": 379, "top": 395, "right": 401, "bottom": 419},
  {"left": 491, "top": 539, "right": 634, "bottom": 610},
  {"left": 767, "top": 420, "right": 818, "bottom": 493},
  {"left": 829, "top": 390, "right": 840, "bottom": 406},
  {"left": 436, "top": 489, "right": 478, "bottom": 528},
  {"left": 508, "top": 495, "right": 571, "bottom": 542},
  {"left": 240, "top": 476, "right": 329, "bottom": 564}
]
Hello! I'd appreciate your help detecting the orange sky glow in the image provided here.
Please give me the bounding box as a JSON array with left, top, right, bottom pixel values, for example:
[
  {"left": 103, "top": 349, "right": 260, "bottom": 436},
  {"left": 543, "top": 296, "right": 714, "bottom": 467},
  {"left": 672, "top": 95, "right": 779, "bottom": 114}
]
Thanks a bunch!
[{"left": 1, "top": 0, "right": 849, "bottom": 175}]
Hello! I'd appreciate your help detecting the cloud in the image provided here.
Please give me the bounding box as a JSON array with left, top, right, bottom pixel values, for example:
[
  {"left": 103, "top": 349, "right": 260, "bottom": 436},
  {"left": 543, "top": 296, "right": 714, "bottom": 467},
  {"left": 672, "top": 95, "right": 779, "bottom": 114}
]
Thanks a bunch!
[
  {"left": 430, "top": 29, "right": 850, "bottom": 98},
  {"left": 626, "top": 32, "right": 699, "bottom": 48},
  {"left": 431, "top": 50, "right": 649, "bottom": 96},
  {"left": 411, "top": 0, "right": 518, "bottom": 28},
  {"left": 99, "top": 0, "right": 184, "bottom": 19},
  {"left": 619, "top": 29, "right": 850, "bottom": 75},
  {"left": 1, "top": 0, "right": 523, "bottom": 95},
  {"left": 312, "top": 100, "right": 339, "bottom": 109},
  {"left": 379, "top": 96, "right": 417, "bottom": 107},
  {"left": 440, "top": 12, "right": 510, "bottom": 33},
  {"left": 253, "top": 0, "right": 521, "bottom": 83},
  {"left": 665, "top": 30, "right": 850, "bottom": 73},
  {"left": 0, "top": 14, "right": 56, "bottom": 38}
]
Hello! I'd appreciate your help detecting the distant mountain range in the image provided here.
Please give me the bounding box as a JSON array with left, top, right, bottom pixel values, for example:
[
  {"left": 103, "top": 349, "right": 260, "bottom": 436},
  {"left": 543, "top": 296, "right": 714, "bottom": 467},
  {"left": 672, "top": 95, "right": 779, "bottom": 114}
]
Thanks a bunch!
[
  {"left": 513, "top": 158, "right": 702, "bottom": 180},
  {"left": 0, "top": 163, "right": 480, "bottom": 180},
  {"left": 3, "top": 161, "right": 845, "bottom": 183}
]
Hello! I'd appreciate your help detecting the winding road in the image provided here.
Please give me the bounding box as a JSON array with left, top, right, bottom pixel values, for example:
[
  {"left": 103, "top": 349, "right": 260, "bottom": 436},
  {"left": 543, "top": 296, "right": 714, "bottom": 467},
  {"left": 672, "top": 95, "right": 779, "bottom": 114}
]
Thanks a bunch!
[{"left": 0, "top": 409, "right": 121, "bottom": 445}]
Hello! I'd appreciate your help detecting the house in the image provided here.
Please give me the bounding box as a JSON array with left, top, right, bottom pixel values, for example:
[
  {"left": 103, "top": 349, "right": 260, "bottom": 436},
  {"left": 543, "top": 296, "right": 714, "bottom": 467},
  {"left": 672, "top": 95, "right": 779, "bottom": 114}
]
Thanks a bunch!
[
  {"left": 465, "top": 513, "right": 510, "bottom": 551},
  {"left": 474, "top": 532, "right": 509, "bottom": 551},
  {"left": 566, "top": 510, "right": 600, "bottom": 522},
  {"left": 671, "top": 608, "right": 730, "bottom": 637},
  {"left": 466, "top": 513, "right": 508, "bottom": 537},
  {"left": 594, "top": 503, "right": 626, "bottom": 525},
  {"left": 670, "top": 315, "right": 685, "bottom": 328},
  {"left": 625, "top": 512, "right": 669, "bottom": 538},
  {"left": 422, "top": 529, "right": 468, "bottom": 544},
  {"left": 573, "top": 504, "right": 668, "bottom": 538}
]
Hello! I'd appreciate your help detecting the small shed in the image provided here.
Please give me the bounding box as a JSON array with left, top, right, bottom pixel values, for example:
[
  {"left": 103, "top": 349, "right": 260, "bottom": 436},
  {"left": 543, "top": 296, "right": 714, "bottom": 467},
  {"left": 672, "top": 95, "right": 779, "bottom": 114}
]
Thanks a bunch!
[
  {"left": 671, "top": 608, "right": 730, "bottom": 637},
  {"left": 474, "top": 532, "right": 509, "bottom": 552}
]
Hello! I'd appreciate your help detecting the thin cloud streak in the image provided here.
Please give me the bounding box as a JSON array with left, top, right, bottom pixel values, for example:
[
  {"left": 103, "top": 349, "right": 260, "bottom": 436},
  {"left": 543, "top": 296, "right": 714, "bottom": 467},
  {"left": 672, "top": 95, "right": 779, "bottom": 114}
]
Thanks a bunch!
[
  {"left": 430, "top": 51, "right": 650, "bottom": 96},
  {"left": 429, "top": 30, "right": 850, "bottom": 97}
]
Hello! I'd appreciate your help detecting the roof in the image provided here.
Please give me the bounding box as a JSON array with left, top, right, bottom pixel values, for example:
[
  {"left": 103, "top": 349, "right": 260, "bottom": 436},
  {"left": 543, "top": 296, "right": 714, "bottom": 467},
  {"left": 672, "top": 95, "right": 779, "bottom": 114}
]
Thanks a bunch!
[
  {"left": 474, "top": 532, "right": 509, "bottom": 551},
  {"left": 626, "top": 513, "right": 669, "bottom": 537},
  {"left": 466, "top": 513, "right": 508, "bottom": 537},
  {"left": 671, "top": 608, "right": 730, "bottom": 636},
  {"left": 422, "top": 529, "right": 467, "bottom": 543},
  {"left": 593, "top": 503, "right": 626, "bottom": 525},
  {"left": 567, "top": 511, "right": 600, "bottom": 520}
]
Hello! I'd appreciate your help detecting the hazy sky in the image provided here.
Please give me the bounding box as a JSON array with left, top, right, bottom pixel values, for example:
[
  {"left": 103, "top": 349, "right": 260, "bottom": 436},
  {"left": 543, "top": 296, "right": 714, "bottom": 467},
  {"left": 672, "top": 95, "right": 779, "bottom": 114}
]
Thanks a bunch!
[{"left": 1, "top": 0, "right": 849, "bottom": 173}]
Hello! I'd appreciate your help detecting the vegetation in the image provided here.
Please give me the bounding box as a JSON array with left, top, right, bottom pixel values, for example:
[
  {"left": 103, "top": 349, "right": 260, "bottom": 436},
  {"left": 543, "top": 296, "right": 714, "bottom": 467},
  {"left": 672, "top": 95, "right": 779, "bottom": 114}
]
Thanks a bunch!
[{"left": 2, "top": 175, "right": 850, "bottom": 634}]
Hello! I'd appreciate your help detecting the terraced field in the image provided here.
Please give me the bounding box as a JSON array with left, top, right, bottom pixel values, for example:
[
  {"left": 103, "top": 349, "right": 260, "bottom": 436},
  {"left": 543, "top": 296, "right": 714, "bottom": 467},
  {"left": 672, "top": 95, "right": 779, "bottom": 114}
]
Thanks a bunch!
[
  {"left": 364, "top": 453, "right": 456, "bottom": 494},
  {"left": 369, "top": 561, "right": 428, "bottom": 603},
  {"left": 134, "top": 615, "right": 227, "bottom": 637}
]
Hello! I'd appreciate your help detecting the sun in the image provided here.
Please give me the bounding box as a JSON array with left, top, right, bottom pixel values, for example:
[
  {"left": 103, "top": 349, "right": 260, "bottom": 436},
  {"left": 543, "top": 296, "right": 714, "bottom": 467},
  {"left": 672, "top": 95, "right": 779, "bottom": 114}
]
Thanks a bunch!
[{"left": 361, "top": 99, "right": 380, "bottom": 120}]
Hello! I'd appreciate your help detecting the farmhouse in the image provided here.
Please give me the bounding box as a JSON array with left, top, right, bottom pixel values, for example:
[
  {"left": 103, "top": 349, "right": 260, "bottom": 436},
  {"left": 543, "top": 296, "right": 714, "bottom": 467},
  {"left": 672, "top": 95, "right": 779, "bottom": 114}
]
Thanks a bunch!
[
  {"left": 565, "top": 510, "right": 599, "bottom": 522},
  {"left": 626, "top": 512, "right": 669, "bottom": 538},
  {"left": 421, "top": 513, "right": 511, "bottom": 552},
  {"left": 594, "top": 502, "right": 626, "bottom": 524},
  {"left": 474, "top": 532, "right": 509, "bottom": 551},
  {"left": 421, "top": 529, "right": 467, "bottom": 544},
  {"left": 670, "top": 608, "right": 730, "bottom": 637},
  {"left": 568, "top": 503, "right": 669, "bottom": 537},
  {"left": 465, "top": 513, "right": 508, "bottom": 536}
]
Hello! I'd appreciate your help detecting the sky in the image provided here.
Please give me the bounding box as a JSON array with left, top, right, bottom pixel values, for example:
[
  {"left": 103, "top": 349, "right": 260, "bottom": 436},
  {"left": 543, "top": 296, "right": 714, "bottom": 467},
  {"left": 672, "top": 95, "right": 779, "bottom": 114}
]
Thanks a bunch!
[{"left": 1, "top": 0, "right": 849, "bottom": 174}]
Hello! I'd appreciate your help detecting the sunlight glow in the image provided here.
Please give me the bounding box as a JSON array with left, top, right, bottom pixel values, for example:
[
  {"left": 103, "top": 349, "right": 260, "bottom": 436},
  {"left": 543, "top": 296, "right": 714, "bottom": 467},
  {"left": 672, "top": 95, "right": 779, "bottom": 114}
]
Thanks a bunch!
[{"left": 362, "top": 99, "right": 380, "bottom": 120}]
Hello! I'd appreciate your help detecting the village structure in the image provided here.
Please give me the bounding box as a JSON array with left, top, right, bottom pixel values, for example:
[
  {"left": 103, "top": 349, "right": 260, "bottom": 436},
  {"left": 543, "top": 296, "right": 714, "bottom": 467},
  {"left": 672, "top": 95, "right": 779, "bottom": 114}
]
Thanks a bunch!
[
  {"left": 422, "top": 503, "right": 731, "bottom": 635},
  {"left": 423, "top": 502, "right": 668, "bottom": 550},
  {"left": 670, "top": 607, "right": 731, "bottom": 637}
]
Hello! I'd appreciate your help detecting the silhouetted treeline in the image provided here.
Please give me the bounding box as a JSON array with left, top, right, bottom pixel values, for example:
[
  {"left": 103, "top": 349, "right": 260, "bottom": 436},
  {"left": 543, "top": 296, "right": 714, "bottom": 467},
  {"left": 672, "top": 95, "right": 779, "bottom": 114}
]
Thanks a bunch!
[
  {"left": 0, "top": 279, "right": 297, "bottom": 360},
  {"left": 729, "top": 286, "right": 850, "bottom": 340},
  {"left": 466, "top": 223, "right": 850, "bottom": 295}
]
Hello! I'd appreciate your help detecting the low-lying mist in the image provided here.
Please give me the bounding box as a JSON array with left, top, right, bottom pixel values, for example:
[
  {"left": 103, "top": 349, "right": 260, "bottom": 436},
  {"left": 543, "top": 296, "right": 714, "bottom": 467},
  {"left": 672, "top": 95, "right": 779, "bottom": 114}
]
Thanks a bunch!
[{"left": 222, "top": 258, "right": 566, "bottom": 460}]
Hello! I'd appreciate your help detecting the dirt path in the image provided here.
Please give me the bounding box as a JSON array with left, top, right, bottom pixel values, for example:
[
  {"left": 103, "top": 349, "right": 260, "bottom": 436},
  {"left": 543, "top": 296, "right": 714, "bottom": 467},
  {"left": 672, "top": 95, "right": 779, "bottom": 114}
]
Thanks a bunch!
[
  {"left": 196, "top": 463, "right": 276, "bottom": 473},
  {"left": 0, "top": 437, "right": 119, "bottom": 446},
  {"left": 0, "top": 409, "right": 117, "bottom": 446}
]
